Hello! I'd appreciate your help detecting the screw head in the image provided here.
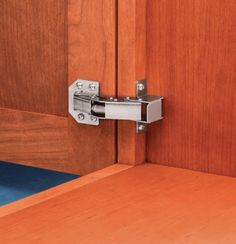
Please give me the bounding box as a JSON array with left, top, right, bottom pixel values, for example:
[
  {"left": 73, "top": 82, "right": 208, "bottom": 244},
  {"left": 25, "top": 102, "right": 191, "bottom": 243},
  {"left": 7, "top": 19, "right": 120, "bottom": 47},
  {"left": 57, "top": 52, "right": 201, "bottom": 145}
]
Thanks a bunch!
[
  {"left": 137, "top": 83, "right": 145, "bottom": 91},
  {"left": 108, "top": 97, "right": 114, "bottom": 101},
  {"left": 76, "top": 82, "right": 83, "bottom": 89},
  {"left": 90, "top": 116, "right": 98, "bottom": 122},
  {"left": 138, "top": 124, "right": 146, "bottom": 131},
  {"left": 78, "top": 113, "right": 85, "bottom": 121},
  {"left": 89, "top": 83, "right": 96, "bottom": 91}
]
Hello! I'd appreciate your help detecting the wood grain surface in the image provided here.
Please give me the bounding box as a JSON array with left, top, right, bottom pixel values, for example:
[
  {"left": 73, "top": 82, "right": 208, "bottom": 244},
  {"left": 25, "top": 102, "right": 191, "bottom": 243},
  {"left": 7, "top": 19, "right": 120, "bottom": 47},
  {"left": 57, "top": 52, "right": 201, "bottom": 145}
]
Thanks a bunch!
[
  {"left": 68, "top": 0, "right": 116, "bottom": 174},
  {"left": 0, "top": 108, "right": 69, "bottom": 172},
  {"left": 117, "top": 0, "right": 147, "bottom": 165},
  {"left": 0, "top": 106, "right": 116, "bottom": 175},
  {"left": 1, "top": 164, "right": 236, "bottom": 243},
  {"left": 0, "top": 0, "right": 117, "bottom": 175},
  {"left": 0, "top": 164, "right": 132, "bottom": 218},
  {"left": 146, "top": 0, "right": 236, "bottom": 176},
  {"left": 0, "top": 0, "right": 67, "bottom": 116}
]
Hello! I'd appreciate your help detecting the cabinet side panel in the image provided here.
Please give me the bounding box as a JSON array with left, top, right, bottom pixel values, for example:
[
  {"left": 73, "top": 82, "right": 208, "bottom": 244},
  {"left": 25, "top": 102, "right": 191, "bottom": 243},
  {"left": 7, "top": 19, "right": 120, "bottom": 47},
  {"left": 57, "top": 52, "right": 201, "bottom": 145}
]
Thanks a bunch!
[{"left": 147, "top": 0, "right": 236, "bottom": 176}]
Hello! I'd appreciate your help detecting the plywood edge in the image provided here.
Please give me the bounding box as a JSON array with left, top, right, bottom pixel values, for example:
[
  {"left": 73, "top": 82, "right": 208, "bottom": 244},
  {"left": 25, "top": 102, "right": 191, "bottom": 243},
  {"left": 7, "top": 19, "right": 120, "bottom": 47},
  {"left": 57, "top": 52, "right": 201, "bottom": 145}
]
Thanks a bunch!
[
  {"left": 0, "top": 164, "right": 132, "bottom": 218},
  {"left": 118, "top": 0, "right": 147, "bottom": 165}
]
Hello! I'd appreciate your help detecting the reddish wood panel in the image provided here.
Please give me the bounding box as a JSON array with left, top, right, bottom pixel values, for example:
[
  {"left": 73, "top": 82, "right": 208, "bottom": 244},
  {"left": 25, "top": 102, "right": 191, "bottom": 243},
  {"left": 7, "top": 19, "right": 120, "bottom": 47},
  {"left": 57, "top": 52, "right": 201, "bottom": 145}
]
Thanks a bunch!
[
  {"left": 1, "top": 164, "right": 236, "bottom": 243},
  {"left": 0, "top": 108, "right": 69, "bottom": 172},
  {"left": 68, "top": 0, "right": 116, "bottom": 174},
  {"left": 146, "top": 0, "right": 236, "bottom": 176},
  {"left": 0, "top": 106, "right": 116, "bottom": 175},
  {"left": 0, "top": 0, "right": 116, "bottom": 175},
  {"left": 118, "top": 0, "right": 147, "bottom": 165},
  {"left": 0, "top": 0, "right": 67, "bottom": 116}
]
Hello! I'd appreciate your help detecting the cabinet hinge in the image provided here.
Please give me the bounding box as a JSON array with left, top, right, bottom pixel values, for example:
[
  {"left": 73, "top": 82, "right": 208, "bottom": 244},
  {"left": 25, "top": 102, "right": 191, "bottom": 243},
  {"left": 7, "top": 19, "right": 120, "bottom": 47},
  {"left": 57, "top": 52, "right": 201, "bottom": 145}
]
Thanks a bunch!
[{"left": 69, "top": 79, "right": 163, "bottom": 133}]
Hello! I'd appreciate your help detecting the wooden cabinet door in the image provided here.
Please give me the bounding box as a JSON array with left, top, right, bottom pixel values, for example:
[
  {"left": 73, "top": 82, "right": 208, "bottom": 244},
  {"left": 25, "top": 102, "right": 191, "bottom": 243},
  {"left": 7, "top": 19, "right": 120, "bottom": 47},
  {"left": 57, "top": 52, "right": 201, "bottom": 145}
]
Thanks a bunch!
[{"left": 0, "top": 0, "right": 116, "bottom": 175}]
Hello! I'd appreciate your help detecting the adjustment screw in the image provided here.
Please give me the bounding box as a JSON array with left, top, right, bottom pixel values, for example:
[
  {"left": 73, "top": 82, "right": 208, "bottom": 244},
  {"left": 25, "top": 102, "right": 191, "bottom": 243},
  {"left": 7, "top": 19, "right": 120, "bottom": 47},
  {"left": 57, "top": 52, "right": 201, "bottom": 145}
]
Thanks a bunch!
[
  {"left": 138, "top": 124, "right": 146, "bottom": 131},
  {"left": 89, "top": 83, "right": 96, "bottom": 91},
  {"left": 137, "top": 83, "right": 145, "bottom": 91},
  {"left": 91, "top": 116, "right": 98, "bottom": 122},
  {"left": 76, "top": 82, "right": 83, "bottom": 89},
  {"left": 78, "top": 113, "right": 85, "bottom": 121}
]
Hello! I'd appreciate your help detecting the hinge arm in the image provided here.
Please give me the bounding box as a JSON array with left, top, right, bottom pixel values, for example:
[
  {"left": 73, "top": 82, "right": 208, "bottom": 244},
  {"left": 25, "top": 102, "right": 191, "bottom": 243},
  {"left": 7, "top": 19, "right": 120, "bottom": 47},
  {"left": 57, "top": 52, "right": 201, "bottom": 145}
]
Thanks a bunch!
[{"left": 69, "top": 79, "right": 163, "bottom": 133}]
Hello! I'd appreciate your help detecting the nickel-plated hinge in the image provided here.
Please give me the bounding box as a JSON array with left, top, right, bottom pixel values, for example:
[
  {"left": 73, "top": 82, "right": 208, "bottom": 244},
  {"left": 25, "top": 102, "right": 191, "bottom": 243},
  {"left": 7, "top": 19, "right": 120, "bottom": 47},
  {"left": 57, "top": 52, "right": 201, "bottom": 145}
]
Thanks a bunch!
[{"left": 69, "top": 79, "right": 163, "bottom": 133}]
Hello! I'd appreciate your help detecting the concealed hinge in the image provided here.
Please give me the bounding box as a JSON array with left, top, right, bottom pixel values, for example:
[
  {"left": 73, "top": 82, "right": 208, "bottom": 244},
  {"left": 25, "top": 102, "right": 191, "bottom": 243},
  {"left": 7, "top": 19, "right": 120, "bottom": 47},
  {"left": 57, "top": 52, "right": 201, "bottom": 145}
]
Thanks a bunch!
[{"left": 69, "top": 79, "right": 163, "bottom": 133}]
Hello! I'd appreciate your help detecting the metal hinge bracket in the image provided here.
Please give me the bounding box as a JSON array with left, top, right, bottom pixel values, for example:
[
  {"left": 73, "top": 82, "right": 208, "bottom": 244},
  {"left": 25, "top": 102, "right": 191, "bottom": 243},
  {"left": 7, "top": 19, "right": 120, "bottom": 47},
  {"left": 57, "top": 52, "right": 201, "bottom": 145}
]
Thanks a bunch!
[{"left": 69, "top": 79, "right": 163, "bottom": 133}]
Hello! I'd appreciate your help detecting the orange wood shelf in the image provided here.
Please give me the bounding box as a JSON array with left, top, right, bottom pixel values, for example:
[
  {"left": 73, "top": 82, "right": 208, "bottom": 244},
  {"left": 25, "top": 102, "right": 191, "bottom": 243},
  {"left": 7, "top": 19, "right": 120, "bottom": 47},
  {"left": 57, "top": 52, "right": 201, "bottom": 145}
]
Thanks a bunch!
[{"left": 1, "top": 164, "right": 236, "bottom": 243}]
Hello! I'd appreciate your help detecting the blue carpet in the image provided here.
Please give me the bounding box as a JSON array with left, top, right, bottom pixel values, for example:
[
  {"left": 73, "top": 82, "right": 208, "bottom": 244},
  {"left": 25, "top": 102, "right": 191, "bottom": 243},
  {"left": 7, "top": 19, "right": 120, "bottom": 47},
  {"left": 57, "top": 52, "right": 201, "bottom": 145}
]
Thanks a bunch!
[{"left": 0, "top": 161, "right": 79, "bottom": 206}]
